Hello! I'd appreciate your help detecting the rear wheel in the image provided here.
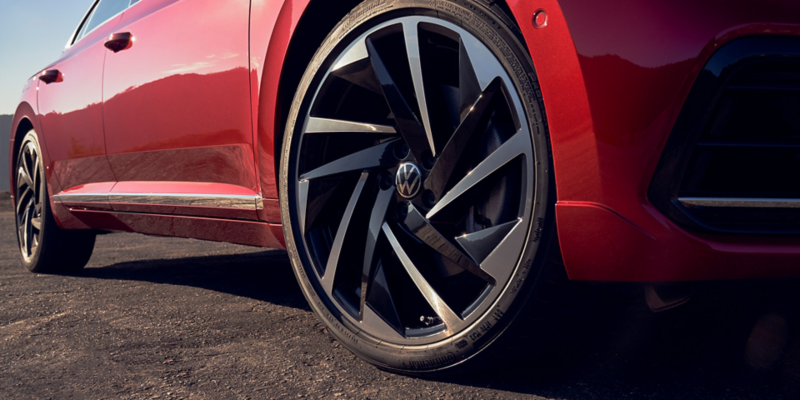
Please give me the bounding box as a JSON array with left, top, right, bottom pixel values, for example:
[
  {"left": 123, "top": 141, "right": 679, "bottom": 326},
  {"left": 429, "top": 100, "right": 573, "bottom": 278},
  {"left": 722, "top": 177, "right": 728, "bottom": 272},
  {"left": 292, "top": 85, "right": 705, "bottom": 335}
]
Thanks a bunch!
[
  {"left": 15, "top": 130, "right": 95, "bottom": 274},
  {"left": 280, "top": 0, "right": 561, "bottom": 375}
]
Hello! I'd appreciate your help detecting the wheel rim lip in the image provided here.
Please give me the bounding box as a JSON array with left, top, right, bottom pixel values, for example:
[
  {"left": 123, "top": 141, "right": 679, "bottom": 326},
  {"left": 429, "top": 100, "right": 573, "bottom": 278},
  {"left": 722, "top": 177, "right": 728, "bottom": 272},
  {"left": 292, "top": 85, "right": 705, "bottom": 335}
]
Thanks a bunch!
[
  {"left": 16, "top": 141, "right": 42, "bottom": 263},
  {"left": 291, "top": 15, "right": 538, "bottom": 346}
]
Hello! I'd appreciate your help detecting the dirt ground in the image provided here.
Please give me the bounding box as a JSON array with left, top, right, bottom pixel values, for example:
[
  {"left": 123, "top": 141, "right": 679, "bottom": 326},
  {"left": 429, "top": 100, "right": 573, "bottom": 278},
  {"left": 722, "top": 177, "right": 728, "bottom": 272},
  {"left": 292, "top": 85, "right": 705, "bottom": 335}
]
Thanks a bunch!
[
  {"left": 2, "top": 210, "right": 800, "bottom": 399},
  {"left": 1, "top": 191, "right": 10, "bottom": 212}
]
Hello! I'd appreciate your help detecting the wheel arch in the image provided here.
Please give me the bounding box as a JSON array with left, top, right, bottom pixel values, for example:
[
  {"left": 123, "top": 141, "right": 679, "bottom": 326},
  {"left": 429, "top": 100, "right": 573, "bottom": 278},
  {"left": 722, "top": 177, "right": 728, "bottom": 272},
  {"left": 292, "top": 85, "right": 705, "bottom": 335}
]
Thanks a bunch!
[
  {"left": 504, "top": 0, "right": 596, "bottom": 280},
  {"left": 10, "top": 102, "right": 39, "bottom": 202},
  {"left": 272, "top": 0, "right": 366, "bottom": 186},
  {"left": 251, "top": 0, "right": 363, "bottom": 204},
  {"left": 252, "top": 0, "right": 593, "bottom": 277},
  {"left": 254, "top": 0, "right": 523, "bottom": 205},
  {"left": 10, "top": 98, "right": 73, "bottom": 230}
]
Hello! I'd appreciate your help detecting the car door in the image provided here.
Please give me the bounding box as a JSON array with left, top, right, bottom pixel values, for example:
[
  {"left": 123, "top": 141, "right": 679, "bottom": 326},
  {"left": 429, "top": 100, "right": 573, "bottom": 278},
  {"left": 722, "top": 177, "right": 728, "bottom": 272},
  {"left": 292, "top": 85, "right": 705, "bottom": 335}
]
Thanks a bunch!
[
  {"left": 37, "top": 0, "right": 130, "bottom": 207},
  {"left": 101, "top": 0, "right": 259, "bottom": 220}
]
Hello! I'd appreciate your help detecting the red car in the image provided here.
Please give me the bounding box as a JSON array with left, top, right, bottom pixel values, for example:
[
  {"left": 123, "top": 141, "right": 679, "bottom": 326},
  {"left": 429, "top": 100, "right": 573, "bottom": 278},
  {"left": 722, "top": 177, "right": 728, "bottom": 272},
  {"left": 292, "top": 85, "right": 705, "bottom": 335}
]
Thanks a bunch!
[{"left": 9, "top": 0, "right": 800, "bottom": 374}]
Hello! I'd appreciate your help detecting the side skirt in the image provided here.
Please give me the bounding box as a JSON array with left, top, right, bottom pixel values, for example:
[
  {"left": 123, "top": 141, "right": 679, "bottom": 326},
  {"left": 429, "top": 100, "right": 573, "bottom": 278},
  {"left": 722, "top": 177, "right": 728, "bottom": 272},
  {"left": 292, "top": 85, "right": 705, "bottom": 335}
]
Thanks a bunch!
[
  {"left": 53, "top": 181, "right": 266, "bottom": 221},
  {"left": 50, "top": 181, "right": 285, "bottom": 248},
  {"left": 68, "top": 209, "right": 286, "bottom": 249}
]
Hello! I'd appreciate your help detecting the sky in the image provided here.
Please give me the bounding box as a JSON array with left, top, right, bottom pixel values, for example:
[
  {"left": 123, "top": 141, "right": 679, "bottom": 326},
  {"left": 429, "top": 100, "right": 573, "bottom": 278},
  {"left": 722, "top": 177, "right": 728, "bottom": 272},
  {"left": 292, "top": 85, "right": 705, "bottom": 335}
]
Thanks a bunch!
[{"left": 0, "top": 0, "right": 91, "bottom": 115}]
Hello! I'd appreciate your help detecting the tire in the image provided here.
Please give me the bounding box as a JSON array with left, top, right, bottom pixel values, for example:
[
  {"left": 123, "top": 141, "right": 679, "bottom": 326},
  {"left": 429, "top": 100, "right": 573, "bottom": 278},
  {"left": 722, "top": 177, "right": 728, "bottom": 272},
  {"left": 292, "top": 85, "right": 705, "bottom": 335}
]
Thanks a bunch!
[
  {"left": 279, "top": 0, "right": 563, "bottom": 375},
  {"left": 14, "top": 130, "right": 96, "bottom": 274}
]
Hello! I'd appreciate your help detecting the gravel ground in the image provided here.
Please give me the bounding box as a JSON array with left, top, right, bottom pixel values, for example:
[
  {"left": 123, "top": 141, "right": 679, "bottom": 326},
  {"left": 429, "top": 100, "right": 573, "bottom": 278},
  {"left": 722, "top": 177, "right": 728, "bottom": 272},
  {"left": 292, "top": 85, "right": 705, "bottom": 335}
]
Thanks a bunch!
[
  {"left": 1, "top": 191, "right": 10, "bottom": 212},
  {"left": 2, "top": 210, "right": 800, "bottom": 399}
]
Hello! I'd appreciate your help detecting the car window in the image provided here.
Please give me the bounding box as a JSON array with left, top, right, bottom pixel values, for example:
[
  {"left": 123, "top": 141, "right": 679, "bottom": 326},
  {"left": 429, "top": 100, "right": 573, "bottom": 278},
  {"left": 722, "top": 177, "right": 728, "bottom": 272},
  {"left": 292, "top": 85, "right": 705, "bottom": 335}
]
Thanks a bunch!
[
  {"left": 72, "top": 1, "right": 99, "bottom": 44},
  {"left": 81, "top": 0, "right": 129, "bottom": 39}
]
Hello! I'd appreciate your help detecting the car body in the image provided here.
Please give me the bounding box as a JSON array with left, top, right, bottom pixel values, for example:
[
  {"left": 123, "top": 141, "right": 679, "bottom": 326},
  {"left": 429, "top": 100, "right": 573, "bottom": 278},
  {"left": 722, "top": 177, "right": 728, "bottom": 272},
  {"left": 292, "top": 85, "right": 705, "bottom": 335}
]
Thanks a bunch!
[{"left": 9, "top": 0, "right": 800, "bottom": 285}]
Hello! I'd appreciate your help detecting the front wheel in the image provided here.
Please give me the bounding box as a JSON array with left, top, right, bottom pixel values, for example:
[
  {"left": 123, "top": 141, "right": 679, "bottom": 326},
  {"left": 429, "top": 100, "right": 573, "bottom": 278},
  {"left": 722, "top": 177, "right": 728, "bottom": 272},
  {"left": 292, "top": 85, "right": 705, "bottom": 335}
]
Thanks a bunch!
[
  {"left": 15, "top": 130, "right": 95, "bottom": 273},
  {"left": 280, "top": 0, "right": 563, "bottom": 375}
]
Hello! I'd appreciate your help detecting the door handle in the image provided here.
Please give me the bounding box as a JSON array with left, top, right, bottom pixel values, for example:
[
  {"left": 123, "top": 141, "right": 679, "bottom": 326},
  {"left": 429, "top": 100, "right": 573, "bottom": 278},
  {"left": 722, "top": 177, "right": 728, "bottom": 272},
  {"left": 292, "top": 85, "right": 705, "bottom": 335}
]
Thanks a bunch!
[
  {"left": 39, "top": 69, "right": 63, "bottom": 84},
  {"left": 104, "top": 32, "right": 134, "bottom": 53}
]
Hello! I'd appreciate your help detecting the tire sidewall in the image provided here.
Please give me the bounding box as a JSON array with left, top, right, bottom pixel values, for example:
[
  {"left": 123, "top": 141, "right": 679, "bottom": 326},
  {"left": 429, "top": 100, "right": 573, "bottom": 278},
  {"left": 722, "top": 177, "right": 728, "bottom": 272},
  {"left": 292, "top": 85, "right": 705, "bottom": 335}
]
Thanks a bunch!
[{"left": 279, "top": 0, "right": 554, "bottom": 373}]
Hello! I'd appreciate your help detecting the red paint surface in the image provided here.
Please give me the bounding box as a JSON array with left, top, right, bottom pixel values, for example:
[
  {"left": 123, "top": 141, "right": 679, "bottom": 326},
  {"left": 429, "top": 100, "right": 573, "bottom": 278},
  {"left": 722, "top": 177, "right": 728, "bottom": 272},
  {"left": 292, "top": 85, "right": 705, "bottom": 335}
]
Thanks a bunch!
[
  {"left": 69, "top": 209, "right": 284, "bottom": 249},
  {"left": 103, "top": 0, "right": 257, "bottom": 193},
  {"left": 10, "top": 0, "right": 800, "bottom": 280},
  {"left": 10, "top": 80, "right": 46, "bottom": 215},
  {"left": 37, "top": 13, "right": 123, "bottom": 192},
  {"left": 252, "top": 0, "right": 311, "bottom": 201},
  {"left": 509, "top": 0, "right": 800, "bottom": 280}
]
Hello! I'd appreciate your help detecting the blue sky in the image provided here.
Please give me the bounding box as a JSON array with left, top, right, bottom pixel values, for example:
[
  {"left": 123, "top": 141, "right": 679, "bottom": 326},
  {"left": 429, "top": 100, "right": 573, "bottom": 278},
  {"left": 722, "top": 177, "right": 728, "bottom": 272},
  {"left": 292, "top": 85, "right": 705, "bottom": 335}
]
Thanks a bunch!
[{"left": 0, "top": 0, "right": 90, "bottom": 115}]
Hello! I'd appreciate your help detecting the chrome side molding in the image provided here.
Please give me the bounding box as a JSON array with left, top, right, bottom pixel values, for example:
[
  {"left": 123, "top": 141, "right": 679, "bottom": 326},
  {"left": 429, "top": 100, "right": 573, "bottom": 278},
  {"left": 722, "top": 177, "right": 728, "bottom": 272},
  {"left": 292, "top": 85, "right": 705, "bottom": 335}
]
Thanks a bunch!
[
  {"left": 678, "top": 197, "right": 800, "bottom": 209},
  {"left": 54, "top": 192, "right": 265, "bottom": 210},
  {"left": 52, "top": 194, "right": 109, "bottom": 204}
]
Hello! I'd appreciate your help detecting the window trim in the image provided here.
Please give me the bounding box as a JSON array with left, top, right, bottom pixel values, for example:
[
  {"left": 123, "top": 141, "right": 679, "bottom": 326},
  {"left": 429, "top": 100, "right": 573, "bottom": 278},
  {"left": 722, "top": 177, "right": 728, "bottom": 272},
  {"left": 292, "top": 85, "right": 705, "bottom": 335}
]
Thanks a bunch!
[
  {"left": 65, "top": 0, "right": 142, "bottom": 50},
  {"left": 65, "top": 0, "right": 100, "bottom": 50}
]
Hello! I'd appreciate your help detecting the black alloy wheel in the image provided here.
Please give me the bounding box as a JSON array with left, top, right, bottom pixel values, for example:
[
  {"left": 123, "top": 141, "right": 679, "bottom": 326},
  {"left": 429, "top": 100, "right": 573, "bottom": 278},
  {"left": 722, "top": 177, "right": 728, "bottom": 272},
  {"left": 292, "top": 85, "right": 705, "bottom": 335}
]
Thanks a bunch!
[
  {"left": 280, "top": 0, "right": 562, "bottom": 375},
  {"left": 15, "top": 130, "right": 96, "bottom": 273},
  {"left": 15, "top": 135, "right": 45, "bottom": 263}
]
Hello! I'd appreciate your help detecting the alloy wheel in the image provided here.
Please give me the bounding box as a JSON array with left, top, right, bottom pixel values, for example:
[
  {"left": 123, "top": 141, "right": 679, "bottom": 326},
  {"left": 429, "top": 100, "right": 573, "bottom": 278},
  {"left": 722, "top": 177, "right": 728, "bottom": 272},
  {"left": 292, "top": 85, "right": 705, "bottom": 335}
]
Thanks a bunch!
[
  {"left": 291, "top": 16, "right": 536, "bottom": 345},
  {"left": 15, "top": 140, "right": 45, "bottom": 263}
]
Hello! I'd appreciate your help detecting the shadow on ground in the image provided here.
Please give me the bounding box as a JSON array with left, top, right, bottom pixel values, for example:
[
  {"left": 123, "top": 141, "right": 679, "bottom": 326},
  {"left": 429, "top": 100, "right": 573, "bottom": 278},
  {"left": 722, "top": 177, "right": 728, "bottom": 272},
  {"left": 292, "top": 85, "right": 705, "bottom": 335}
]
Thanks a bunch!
[
  {"left": 77, "top": 249, "right": 800, "bottom": 398},
  {"left": 445, "top": 280, "right": 800, "bottom": 398},
  {"left": 80, "top": 250, "right": 311, "bottom": 312}
]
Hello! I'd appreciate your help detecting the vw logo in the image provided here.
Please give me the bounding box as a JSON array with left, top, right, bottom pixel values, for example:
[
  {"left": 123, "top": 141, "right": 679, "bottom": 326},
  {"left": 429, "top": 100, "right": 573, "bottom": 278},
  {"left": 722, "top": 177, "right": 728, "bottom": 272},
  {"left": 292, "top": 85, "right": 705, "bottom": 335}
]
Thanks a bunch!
[{"left": 396, "top": 163, "right": 422, "bottom": 199}]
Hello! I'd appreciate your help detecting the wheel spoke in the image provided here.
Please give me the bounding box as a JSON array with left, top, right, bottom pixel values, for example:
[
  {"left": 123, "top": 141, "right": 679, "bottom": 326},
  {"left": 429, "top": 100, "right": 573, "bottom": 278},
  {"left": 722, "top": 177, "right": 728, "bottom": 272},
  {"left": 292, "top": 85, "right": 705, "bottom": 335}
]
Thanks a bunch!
[
  {"left": 458, "top": 32, "right": 502, "bottom": 91},
  {"left": 402, "top": 204, "right": 495, "bottom": 284},
  {"left": 362, "top": 262, "right": 404, "bottom": 338},
  {"left": 300, "top": 139, "right": 400, "bottom": 181},
  {"left": 33, "top": 154, "right": 42, "bottom": 192},
  {"left": 320, "top": 172, "right": 369, "bottom": 296},
  {"left": 366, "top": 37, "right": 431, "bottom": 164},
  {"left": 31, "top": 216, "right": 42, "bottom": 231},
  {"left": 459, "top": 38, "right": 483, "bottom": 120},
  {"left": 305, "top": 117, "right": 396, "bottom": 135},
  {"left": 18, "top": 211, "right": 27, "bottom": 255},
  {"left": 17, "top": 167, "right": 33, "bottom": 189},
  {"left": 333, "top": 37, "right": 369, "bottom": 71},
  {"left": 21, "top": 147, "right": 33, "bottom": 179},
  {"left": 360, "top": 187, "right": 395, "bottom": 317},
  {"left": 479, "top": 219, "right": 527, "bottom": 281},
  {"left": 24, "top": 203, "right": 34, "bottom": 256},
  {"left": 362, "top": 304, "right": 405, "bottom": 339},
  {"left": 297, "top": 179, "right": 310, "bottom": 235},
  {"left": 456, "top": 219, "right": 520, "bottom": 275},
  {"left": 402, "top": 20, "right": 436, "bottom": 156},
  {"left": 330, "top": 38, "right": 384, "bottom": 94},
  {"left": 31, "top": 146, "right": 39, "bottom": 174},
  {"left": 424, "top": 77, "right": 504, "bottom": 200},
  {"left": 299, "top": 177, "right": 348, "bottom": 236},
  {"left": 16, "top": 186, "right": 31, "bottom": 215},
  {"left": 427, "top": 130, "right": 528, "bottom": 219},
  {"left": 382, "top": 223, "right": 462, "bottom": 331}
]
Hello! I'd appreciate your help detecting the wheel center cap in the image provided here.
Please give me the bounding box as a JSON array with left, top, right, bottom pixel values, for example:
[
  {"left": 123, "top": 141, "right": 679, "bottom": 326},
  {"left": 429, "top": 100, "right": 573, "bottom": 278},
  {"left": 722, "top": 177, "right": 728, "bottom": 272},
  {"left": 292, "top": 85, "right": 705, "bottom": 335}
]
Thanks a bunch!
[{"left": 396, "top": 163, "right": 422, "bottom": 199}]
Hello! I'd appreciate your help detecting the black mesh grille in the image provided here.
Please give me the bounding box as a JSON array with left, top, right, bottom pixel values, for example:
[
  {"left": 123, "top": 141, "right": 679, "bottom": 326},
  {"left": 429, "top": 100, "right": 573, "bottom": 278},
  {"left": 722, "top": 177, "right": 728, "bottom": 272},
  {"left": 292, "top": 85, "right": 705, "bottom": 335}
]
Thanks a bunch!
[{"left": 649, "top": 37, "right": 800, "bottom": 234}]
